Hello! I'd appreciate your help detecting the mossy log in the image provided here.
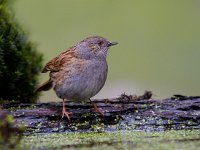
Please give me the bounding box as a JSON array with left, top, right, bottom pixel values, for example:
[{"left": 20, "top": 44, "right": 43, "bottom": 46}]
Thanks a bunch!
[{"left": 1, "top": 92, "right": 200, "bottom": 133}]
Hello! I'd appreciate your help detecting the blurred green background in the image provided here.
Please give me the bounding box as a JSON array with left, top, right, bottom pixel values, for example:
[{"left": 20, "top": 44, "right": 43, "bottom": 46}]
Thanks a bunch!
[{"left": 13, "top": 0, "right": 200, "bottom": 101}]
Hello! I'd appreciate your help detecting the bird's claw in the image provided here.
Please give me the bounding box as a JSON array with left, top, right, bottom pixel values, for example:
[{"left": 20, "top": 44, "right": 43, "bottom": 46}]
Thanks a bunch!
[{"left": 62, "top": 111, "right": 72, "bottom": 120}]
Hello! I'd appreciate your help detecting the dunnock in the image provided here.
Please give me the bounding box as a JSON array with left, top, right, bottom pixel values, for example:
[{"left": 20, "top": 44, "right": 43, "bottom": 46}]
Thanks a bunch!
[{"left": 36, "top": 36, "right": 118, "bottom": 120}]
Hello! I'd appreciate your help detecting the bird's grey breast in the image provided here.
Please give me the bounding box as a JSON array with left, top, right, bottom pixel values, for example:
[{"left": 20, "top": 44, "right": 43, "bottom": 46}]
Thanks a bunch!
[
  {"left": 83, "top": 59, "right": 108, "bottom": 95},
  {"left": 56, "top": 59, "right": 108, "bottom": 101}
]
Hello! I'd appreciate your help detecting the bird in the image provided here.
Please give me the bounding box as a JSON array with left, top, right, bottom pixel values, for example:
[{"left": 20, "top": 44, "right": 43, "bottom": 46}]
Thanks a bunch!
[{"left": 36, "top": 36, "right": 118, "bottom": 120}]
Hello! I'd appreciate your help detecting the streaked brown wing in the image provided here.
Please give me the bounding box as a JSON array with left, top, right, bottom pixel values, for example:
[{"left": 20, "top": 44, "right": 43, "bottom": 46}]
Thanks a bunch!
[{"left": 42, "top": 48, "right": 76, "bottom": 73}]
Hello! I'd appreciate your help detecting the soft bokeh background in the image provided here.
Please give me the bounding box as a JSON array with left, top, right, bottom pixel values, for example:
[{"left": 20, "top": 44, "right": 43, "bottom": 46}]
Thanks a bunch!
[{"left": 13, "top": 0, "right": 200, "bottom": 101}]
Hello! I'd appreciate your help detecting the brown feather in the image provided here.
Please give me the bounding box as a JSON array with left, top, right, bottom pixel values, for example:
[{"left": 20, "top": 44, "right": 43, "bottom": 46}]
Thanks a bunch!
[
  {"left": 35, "top": 80, "right": 53, "bottom": 92},
  {"left": 42, "top": 48, "right": 76, "bottom": 73}
]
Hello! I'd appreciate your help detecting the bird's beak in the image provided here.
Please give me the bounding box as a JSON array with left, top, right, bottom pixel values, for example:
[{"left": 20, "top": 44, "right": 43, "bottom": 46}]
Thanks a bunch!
[{"left": 108, "top": 42, "right": 118, "bottom": 47}]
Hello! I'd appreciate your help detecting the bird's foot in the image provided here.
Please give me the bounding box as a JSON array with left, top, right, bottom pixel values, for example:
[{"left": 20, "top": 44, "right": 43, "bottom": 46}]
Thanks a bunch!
[
  {"left": 62, "top": 110, "right": 72, "bottom": 120},
  {"left": 93, "top": 107, "right": 104, "bottom": 116},
  {"left": 91, "top": 102, "right": 104, "bottom": 116}
]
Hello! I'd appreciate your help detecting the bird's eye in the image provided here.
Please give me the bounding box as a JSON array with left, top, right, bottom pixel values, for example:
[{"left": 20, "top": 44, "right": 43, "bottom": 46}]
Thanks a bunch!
[{"left": 98, "top": 41, "right": 103, "bottom": 46}]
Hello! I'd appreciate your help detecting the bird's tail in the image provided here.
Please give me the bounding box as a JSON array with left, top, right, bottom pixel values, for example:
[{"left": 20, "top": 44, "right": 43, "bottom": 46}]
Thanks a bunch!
[{"left": 35, "top": 80, "right": 52, "bottom": 92}]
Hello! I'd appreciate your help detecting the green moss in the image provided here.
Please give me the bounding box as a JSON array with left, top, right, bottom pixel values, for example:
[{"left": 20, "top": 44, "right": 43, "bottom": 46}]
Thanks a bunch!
[{"left": 18, "top": 130, "right": 200, "bottom": 150}]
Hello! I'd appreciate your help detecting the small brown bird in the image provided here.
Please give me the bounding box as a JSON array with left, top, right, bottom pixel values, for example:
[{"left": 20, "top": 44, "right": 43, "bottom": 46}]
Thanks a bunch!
[{"left": 36, "top": 36, "right": 118, "bottom": 120}]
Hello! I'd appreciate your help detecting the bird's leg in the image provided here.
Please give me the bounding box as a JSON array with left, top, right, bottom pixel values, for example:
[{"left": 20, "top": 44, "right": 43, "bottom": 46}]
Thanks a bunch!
[
  {"left": 89, "top": 99, "right": 104, "bottom": 116},
  {"left": 62, "top": 99, "right": 72, "bottom": 120}
]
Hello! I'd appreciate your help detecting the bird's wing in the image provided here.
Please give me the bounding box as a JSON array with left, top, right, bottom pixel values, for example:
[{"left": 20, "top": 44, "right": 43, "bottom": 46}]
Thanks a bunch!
[{"left": 42, "top": 48, "right": 76, "bottom": 73}]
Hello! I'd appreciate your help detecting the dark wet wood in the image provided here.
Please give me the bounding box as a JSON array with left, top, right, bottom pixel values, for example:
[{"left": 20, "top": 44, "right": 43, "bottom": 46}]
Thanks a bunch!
[{"left": 1, "top": 92, "right": 200, "bottom": 133}]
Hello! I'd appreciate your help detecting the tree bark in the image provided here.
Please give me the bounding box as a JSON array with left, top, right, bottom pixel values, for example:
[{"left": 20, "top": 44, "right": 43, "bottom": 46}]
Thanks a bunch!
[{"left": 1, "top": 92, "right": 200, "bottom": 133}]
